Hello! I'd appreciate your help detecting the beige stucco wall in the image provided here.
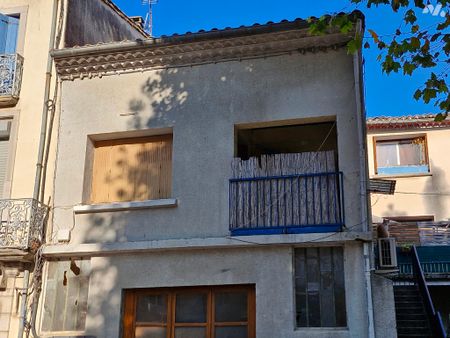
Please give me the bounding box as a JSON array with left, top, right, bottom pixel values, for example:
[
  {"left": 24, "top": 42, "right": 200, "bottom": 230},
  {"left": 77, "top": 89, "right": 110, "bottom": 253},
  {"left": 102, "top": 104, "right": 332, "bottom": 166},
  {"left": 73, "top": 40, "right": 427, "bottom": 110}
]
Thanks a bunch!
[
  {"left": 0, "top": 0, "right": 57, "bottom": 200},
  {"left": 0, "top": 2, "right": 57, "bottom": 338},
  {"left": 368, "top": 127, "right": 450, "bottom": 221}
]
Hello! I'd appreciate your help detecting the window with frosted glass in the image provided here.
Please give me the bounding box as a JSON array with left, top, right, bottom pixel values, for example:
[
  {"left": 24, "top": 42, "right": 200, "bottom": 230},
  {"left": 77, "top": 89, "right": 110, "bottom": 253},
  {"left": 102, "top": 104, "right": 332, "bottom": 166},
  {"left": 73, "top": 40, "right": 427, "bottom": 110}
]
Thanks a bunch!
[
  {"left": 122, "top": 286, "right": 255, "bottom": 338},
  {"left": 375, "top": 136, "right": 429, "bottom": 175},
  {"left": 41, "top": 259, "right": 90, "bottom": 333},
  {"left": 295, "top": 247, "right": 347, "bottom": 327}
]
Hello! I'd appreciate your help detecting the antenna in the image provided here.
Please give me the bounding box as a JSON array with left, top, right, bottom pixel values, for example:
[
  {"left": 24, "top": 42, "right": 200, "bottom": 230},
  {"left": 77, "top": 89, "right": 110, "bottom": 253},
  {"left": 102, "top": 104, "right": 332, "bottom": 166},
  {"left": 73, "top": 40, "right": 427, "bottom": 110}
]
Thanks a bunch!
[{"left": 141, "top": 0, "right": 158, "bottom": 36}]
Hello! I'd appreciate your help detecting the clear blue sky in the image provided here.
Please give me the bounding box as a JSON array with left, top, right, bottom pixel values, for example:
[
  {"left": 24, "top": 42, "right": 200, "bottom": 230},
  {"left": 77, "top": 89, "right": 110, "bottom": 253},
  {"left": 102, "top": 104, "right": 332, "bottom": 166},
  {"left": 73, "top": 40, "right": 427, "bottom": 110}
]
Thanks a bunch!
[{"left": 114, "top": 0, "right": 447, "bottom": 117}]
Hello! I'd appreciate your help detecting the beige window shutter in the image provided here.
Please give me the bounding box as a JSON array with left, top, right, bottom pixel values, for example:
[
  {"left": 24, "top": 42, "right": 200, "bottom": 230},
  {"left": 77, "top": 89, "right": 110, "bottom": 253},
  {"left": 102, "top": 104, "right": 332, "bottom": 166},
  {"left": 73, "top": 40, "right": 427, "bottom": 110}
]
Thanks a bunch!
[{"left": 90, "top": 135, "right": 172, "bottom": 204}]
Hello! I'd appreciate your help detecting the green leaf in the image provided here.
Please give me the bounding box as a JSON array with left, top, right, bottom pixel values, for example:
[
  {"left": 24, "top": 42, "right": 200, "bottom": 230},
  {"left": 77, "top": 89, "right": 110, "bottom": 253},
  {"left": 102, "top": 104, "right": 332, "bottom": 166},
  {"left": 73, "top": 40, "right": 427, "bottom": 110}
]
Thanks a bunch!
[
  {"left": 430, "top": 33, "right": 441, "bottom": 42},
  {"left": 368, "top": 29, "right": 380, "bottom": 43},
  {"left": 377, "top": 41, "right": 387, "bottom": 49},
  {"left": 382, "top": 55, "right": 401, "bottom": 73},
  {"left": 434, "top": 113, "right": 447, "bottom": 122},
  {"left": 347, "top": 34, "right": 363, "bottom": 54},
  {"left": 421, "top": 39, "right": 430, "bottom": 53},
  {"left": 404, "top": 9, "right": 417, "bottom": 24},
  {"left": 437, "top": 14, "right": 450, "bottom": 31},
  {"left": 391, "top": 0, "right": 400, "bottom": 11},
  {"left": 413, "top": 0, "right": 425, "bottom": 8},
  {"left": 410, "top": 37, "right": 420, "bottom": 49},
  {"left": 414, "top": 89, "right": 422, "bottom": 100},
  {"left": 403, "top": 62, "right": 416, "bottom": 75},
  {"left": 423, "top": 88, "right": 437, "bottom": 103}
]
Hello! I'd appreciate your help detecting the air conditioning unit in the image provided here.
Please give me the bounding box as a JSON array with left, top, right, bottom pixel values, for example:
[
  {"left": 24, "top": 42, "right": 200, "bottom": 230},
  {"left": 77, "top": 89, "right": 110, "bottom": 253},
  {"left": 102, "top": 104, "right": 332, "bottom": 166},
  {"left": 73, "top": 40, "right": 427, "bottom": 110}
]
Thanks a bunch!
[{"left": 378, "top": 238, "right": 398, "bottom": 269}]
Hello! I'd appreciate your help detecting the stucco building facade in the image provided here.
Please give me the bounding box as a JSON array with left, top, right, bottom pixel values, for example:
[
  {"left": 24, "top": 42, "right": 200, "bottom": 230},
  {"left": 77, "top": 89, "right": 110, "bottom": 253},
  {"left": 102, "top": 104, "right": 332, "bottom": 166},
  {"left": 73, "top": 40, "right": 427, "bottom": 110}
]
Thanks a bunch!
[
  {"left": 36, "top": 12, "right": 393, "bottom": 338},
  {"left": 368, "top": 115, "right": 450, "bottom": 336}
]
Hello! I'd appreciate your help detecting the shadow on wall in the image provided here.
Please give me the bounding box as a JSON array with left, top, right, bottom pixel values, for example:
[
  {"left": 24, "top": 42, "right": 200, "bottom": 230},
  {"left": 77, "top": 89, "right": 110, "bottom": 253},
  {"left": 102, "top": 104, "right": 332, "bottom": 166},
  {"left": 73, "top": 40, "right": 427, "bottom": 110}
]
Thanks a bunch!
[
  {"left": 376, "top": 161, "right": 450, "bottom": 221},
  {"left": 80, "top": 65, "right": 231, "bottom": 336},
  {"left": 423, "top": 160, "right": 449, "bottom": 220},
  {"left": 77, "top": 63, "right": 260, "bottom": 335},
  {"left": 384, "top": 203, "right": 407, "bottom": 218},
  {"left": 127, "top": 68, "right": 189, "bottom": 129},
  {"left": 84, "top": 68, "right": 191, "bottom": 243},
  {"left": 82, "top": 68, "right": 192, "bottom": 336}
]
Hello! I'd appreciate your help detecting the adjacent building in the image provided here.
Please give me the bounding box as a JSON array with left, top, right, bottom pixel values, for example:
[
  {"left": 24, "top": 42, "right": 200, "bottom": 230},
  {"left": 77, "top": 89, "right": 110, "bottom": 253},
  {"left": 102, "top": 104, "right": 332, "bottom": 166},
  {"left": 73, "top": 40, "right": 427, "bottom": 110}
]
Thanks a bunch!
[
  {"left": 0, "top": 1, "right": 145, "bottom": 337},
  {"left": 368, "top": 114, "right": 450, "bottom": 224},
  {"left": 368, "top": 114, "right": 450, "bottom": 336}
]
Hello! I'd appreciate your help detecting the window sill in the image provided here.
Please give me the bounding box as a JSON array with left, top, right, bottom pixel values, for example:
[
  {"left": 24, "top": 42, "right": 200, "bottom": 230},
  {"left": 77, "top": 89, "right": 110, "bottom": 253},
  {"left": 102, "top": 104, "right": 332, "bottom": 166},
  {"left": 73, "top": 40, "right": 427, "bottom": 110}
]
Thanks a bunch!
[
  {"left": 371, "top": 172, "right": 432, "bottom": 179},
  {"left": 294, "top": 327, "right": 349, "bottom": 331},
  {"left": 73, "top": 198, "right": 177, "bottom": 214}
]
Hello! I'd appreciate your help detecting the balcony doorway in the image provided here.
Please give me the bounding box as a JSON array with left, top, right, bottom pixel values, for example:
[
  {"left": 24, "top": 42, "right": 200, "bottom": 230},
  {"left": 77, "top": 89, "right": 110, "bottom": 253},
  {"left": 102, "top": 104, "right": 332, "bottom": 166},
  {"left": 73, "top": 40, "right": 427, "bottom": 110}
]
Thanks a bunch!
[{"left": 231, "top": 120, "right": 343, "bottom": 235}]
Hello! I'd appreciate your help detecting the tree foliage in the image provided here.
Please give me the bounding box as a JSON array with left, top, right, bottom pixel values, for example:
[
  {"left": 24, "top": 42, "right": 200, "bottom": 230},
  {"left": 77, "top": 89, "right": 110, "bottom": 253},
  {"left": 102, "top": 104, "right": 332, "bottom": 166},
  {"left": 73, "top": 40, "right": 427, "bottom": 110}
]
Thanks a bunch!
[{"left": 308, "top": 0, "right": 450, "bottom": 120}]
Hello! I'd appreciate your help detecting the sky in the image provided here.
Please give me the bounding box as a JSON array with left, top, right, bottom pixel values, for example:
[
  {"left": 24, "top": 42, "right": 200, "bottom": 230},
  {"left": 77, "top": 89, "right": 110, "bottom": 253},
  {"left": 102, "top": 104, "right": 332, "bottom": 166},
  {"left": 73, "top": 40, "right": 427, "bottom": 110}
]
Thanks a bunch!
[{"left": 114, "top": 0, "right": 448, "bottom": 117}]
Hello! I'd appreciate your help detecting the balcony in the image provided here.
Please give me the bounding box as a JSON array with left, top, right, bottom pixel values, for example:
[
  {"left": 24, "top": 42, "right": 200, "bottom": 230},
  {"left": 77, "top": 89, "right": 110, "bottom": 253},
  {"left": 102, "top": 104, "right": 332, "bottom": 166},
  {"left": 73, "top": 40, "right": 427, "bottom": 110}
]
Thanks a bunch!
[
  {"left": 0, "top": 53, "right": 24, "bottom": 106},
  {"left": 229, "top": 171, "right": 344, "bottom": 235},
  {"left": 397, "top": 246, "right": 450, "bottom": 279},
  {"left": 0, "top": 199, "right": 48, "bottom": 262}
]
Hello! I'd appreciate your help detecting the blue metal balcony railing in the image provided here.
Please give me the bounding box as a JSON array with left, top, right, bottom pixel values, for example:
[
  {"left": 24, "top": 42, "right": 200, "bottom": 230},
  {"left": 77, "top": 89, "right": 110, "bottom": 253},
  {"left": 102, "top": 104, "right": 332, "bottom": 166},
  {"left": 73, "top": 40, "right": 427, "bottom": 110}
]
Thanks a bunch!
[
  {"left": 229, "top": 172, "right": 345, "bottom": 235},
  {"left": 396, "top": 246, "right": 450, "bottom": 276},
  {"left": 0, "top": 53, "right": 24, "bottom": 103},
  {"left": 399, "top": 262, "right": 450, "bottom": 275}
]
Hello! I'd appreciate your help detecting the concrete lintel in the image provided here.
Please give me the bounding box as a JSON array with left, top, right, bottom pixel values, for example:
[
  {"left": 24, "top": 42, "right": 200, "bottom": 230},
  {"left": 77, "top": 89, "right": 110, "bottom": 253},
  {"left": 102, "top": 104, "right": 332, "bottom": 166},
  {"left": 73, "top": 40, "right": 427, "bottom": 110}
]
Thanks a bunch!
[
  {"left": 73, "top": 198, "right": 178, "bottom": 214},
  {"left": 42, "top": 231, "right": 371, "bottom": 258}
]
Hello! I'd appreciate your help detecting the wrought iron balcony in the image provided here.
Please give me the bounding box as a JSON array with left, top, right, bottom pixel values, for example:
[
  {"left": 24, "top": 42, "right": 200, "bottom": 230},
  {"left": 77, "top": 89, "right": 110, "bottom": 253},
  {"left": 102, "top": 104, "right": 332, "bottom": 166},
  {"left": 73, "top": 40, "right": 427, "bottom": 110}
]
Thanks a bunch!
[
  {"left": 0, "top": 53, "right": 24, "bottom": 106},
  {"left": 0, "top": 199, "right": 48, "bottom": 260},
  {"left": 229, "top": 172, "right": 345, "bottom": 235}
]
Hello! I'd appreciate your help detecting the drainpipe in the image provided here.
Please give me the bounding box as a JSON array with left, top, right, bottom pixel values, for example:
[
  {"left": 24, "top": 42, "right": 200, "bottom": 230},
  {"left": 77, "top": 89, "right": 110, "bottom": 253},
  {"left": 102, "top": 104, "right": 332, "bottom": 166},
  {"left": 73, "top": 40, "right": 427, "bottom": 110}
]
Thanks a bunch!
[
  {"left": 33, "top": 0, "right": 59, "bottom": 202},
  {"left": 352, "top": 19, "right": 375, "bottom": 338},
  {"left": 18, "top": 1, "right": 60, "bottom": 338},
  {"left": 17, "top": 270, "right": 30, "bottom": 338}
]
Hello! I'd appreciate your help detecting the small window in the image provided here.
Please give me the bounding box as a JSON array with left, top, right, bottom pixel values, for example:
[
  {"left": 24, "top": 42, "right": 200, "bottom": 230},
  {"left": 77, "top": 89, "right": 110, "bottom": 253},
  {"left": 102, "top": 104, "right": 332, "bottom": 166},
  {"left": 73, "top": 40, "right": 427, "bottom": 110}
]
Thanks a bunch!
[
  {"left": 41, "top": 260, "right": 90, "bottom": 333},
  {"left": 375, "top": 136, "right": 429, "bottom": 175},
  {"left": 0, "top": 119, "right": 12, "bottom": 198},
  {"left": 90, "top": 135, "right": 172, "bottom": 203},
  {"left": 0, "top": 13, "right": 20, "bottom": 54},
  {"left": 123, "top": 286, "right": 255, "bottom": 338},
  {"left": 295, "top": 247, "right": 347, "bottom": 327}
]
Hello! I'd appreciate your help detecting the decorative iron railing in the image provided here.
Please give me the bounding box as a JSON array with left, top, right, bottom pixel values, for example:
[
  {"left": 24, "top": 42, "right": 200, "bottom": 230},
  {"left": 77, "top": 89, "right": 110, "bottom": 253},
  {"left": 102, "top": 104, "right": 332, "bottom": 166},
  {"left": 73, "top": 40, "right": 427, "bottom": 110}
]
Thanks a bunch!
[
  {"left": 0, "top": 199, "right": 48, "bottom": 251},
  {"left": 0, "top": 53, "right": 24, "bottom": 100},
  {"left": 229, "top": 172, "right": 344, "bottom": 235}
]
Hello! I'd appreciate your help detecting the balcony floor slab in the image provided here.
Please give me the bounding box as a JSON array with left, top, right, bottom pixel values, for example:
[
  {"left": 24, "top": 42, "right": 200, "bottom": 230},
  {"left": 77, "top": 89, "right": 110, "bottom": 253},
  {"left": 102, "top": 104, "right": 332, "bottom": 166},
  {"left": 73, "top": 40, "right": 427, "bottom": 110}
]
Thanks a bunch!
[{"left": 42, "top": 231, "right": 372, "bottom": 258}]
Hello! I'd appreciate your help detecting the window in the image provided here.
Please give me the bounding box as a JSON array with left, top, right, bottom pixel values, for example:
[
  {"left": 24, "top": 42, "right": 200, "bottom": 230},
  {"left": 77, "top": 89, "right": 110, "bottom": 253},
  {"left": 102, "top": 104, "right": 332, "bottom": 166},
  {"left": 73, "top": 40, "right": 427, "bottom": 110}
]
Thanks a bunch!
[
  {"left": 0, "top": 13, "right": 19, "bottom": 54},
  {"left": 236, "top": 121, "right": 337, "bottom": 162},
  {"left": 294, "top": 247, "right": 347, "bottom": 327},
  {"left": 41, "top": 260, "right": 90, "bottom": 333},
  {"left": 374, "top": 136, "right": 429, "bottom": 175},
  {"left": 123, "top": 285, "right": 255, "bottom": 338},
  {"left": 90, "top": 135, "right": 172, "bottom": 204},
  {"left": 0, "top": 119, "right": 12, "bottom": 198}
]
